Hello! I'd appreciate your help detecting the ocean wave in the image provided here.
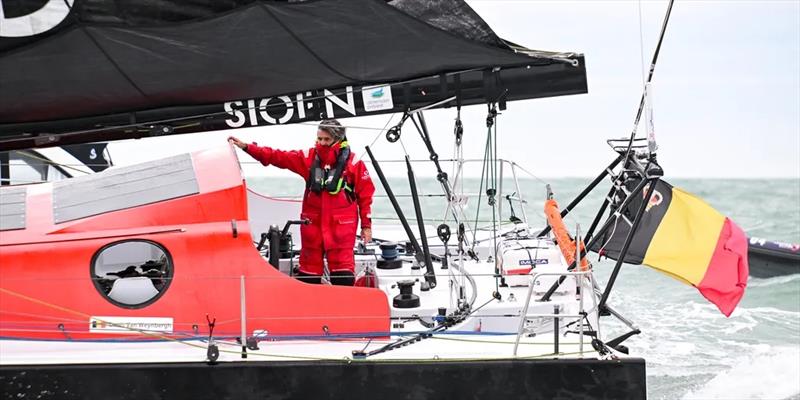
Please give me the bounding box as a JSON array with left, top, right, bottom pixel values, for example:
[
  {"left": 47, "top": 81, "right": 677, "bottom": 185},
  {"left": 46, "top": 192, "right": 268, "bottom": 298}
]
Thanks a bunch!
[
  {"left": 748, "top": 274, "right": 800, "bottom": 288},
  {"left": 683, "top": 346, "right": 800, "bottom": 400},
  {"left": 736, "top": 306, "right": 800, "bottom": 317}
]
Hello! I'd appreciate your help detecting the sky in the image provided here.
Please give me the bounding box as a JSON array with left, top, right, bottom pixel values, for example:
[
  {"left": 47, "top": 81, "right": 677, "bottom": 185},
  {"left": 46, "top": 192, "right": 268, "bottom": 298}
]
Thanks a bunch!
[{"left": 109, "top": 0, "right": 800, "bottom": 179}]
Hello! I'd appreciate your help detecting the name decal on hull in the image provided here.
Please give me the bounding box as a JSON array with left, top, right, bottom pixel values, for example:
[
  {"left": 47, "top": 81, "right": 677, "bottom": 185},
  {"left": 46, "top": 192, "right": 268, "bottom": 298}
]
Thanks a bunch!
[{"left": 89, "top": 316, "right": 174, "bottom": 334}]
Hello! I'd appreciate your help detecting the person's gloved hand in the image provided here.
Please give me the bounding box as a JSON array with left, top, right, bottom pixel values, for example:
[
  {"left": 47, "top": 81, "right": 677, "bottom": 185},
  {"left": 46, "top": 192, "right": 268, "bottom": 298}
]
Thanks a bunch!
[{"left": 228, "top": 136, "right": 247, "bottom": 150}]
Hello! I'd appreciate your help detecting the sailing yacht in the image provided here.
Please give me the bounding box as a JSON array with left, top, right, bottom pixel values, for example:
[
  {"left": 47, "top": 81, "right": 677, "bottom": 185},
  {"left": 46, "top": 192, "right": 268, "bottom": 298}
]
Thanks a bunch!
[{"left": 0, "top": 0, "right": 757, "bottom": 398}]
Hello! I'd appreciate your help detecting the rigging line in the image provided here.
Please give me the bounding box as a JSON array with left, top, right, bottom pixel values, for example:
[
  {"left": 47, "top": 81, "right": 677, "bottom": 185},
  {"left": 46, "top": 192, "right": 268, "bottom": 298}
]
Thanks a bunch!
[
  {"left": 621, "top": 0, "right": 675, "bottom": 163},
  {"left": 509, "top": 161, "right": 547, "bottom": 186},
  {"left": 12, "top": 150, "right": 92, "bottom": 175},
  {"left": 638, "top": 0, "right": 648, "bottom": 88},
  {"left": 469, "top": 130, "right": 491, "bottom": 252},
  {"left": 302, "top": 119, "right": 396, "bottom": 133},
  {"left": 491, "top": 110, "right": 500, "bottom": 291},
  {"left": 398, "top": 135, "right": 410, "bottom": 158},
  {"left": 448, "top": 121, "right": 479, "bottom": 243},
  {"left": 599, "top": 1, "right": 674, "bottom": 245},
  {"left": 597, "top": 216, "right": 620, "bottom": 258},
  {"left": 7, "top": 161, "right": 111, "bottom": 168},
  {"left": 408, "top": 112, "right": 466, "bottom": 231},
  {"left": 358, "top": 114, "right": 396, "bottom": 161}
]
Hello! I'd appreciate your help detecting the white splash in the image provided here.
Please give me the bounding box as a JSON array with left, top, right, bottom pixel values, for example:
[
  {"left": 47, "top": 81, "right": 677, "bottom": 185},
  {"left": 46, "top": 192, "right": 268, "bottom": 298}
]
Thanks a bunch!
[{"left": 683, "top": 346, "right": 800, "bottom": 400}]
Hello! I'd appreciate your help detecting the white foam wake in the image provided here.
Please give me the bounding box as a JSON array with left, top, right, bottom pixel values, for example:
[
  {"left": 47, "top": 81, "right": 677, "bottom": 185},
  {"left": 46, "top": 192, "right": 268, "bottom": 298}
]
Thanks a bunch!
[{"left": 683, "top": 345, "right": 800, "bottom": 400}]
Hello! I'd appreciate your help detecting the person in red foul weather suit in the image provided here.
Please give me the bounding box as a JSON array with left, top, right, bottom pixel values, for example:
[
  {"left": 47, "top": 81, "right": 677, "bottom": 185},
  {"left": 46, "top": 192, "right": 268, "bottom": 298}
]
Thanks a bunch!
[{"left": 228, "top": 120, "right": 374, "bottom": 286}]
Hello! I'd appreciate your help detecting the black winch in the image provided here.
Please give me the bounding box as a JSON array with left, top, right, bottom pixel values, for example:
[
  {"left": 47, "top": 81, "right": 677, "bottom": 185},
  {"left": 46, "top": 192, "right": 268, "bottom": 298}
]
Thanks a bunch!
[
  {"left": 377, "top": 242, "right": 403, "bottom": 270},
  {"left": 393, "top": 280, "right": 420, "bottom": 308}
]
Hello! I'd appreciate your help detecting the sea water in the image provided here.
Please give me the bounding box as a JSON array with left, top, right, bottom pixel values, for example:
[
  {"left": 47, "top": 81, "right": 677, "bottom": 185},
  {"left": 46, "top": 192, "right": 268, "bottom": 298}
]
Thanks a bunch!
[{"left": 247, "top": 175, "right": 800, "bottom": 400}]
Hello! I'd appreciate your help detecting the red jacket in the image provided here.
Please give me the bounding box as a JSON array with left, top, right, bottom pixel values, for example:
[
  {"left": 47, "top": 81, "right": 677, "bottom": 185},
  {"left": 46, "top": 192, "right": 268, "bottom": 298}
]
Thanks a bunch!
[{"left": 244, "top": 142, "right": 374, "bottom": 232}]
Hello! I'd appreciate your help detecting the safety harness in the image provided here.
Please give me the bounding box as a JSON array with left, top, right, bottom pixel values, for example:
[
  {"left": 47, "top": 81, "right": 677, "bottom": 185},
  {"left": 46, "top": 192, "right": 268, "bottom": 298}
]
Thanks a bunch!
[{"left": 308, "top": 141, "right": 354, "bottom": 195}]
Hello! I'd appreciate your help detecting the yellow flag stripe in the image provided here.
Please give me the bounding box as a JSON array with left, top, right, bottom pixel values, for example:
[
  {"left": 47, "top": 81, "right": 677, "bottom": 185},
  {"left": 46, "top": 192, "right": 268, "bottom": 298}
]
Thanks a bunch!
[{"left": 642, "top": 188, "right": 725, "bottom": 285}]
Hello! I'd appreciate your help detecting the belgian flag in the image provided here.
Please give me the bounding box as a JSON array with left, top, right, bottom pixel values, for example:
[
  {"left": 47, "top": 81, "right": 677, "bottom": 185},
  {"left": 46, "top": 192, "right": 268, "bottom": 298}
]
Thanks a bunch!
[{"left": 593, "top": 180, "right": 749, "bottom": 316}]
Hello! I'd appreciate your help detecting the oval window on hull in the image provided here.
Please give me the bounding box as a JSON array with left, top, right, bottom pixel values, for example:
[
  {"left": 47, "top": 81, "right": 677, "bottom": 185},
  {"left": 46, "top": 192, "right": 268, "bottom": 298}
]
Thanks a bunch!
[{"left": 91, "top": 240, "right": 173, "bottom": 309}]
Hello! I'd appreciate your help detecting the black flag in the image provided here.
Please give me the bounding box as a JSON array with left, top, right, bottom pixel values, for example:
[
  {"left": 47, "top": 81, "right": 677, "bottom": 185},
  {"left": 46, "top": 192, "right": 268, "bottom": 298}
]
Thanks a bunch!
[{"left": 62, "top": 143, "right": 111, "bottom": 172}]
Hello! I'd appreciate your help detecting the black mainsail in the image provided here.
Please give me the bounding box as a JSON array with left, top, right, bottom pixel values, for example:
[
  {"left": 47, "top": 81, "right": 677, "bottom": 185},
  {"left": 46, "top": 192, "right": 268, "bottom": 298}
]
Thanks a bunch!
[{"left": 0, "top": 0, "right": 587, "bottom": 150}]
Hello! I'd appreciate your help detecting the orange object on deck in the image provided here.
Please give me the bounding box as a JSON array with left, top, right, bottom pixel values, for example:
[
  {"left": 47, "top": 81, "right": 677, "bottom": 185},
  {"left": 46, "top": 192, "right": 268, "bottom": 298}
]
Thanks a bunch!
[{"left": 544, "top": 199, "right": 589, "bottom": 270}]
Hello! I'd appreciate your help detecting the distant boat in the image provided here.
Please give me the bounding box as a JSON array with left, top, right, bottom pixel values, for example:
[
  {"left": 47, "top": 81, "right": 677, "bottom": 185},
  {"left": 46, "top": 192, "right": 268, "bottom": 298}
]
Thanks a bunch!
[{"left": 748, "top": 238, "right": 800, "bottom": 278}]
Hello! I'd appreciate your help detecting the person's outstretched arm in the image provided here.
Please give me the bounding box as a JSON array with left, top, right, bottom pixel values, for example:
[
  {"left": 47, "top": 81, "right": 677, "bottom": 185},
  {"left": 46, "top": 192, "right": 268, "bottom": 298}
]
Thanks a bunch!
[{"left": 229, "top": 137, "right": 308, "bottom": 178}]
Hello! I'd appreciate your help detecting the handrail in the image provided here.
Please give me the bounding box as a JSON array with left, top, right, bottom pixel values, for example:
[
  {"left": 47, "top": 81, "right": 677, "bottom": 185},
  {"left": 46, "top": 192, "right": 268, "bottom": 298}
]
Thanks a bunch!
[
  {"left": 372, "top": 158, "right": 536, "bottom": 226},
  {"left": 513, "top": 270, "right": 596, "bottom": 357},
  {"left": 245, "top": 157, "right": 540, "bottom": 227}
]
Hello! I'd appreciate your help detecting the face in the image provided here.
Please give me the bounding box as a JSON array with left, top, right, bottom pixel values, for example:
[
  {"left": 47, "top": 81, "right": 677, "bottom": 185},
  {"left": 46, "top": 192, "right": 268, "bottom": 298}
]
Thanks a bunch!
[{"left": 316, "top": 129, "right": 334, "bottom": 146}]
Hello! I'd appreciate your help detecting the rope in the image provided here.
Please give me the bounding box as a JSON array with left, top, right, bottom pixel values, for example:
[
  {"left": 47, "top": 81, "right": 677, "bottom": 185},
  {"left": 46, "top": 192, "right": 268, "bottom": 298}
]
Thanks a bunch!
[
  {"left": 11, "top": 150, "right": 92, "bottom": 176},
  {"left": 508, "top": 162, "right": 548, "bottom": 186},
  {"left": 469, "top": 130, "right": 490, "bottom": 251},
  {"left": 357, "top": 114, "right": 396, "bottom": 161},
  {"left": 638, "top": 0, "right": 648, "bottom": 89}
]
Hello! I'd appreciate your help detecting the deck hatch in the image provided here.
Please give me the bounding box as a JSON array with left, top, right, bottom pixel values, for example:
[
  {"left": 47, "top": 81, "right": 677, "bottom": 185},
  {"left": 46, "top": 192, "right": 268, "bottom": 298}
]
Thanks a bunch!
[
  {"left": 53, "top": 154, "right": 198, "bottom": 223},
  {"left": 0, "top": 186, "right": 26, "bottom": 231}
]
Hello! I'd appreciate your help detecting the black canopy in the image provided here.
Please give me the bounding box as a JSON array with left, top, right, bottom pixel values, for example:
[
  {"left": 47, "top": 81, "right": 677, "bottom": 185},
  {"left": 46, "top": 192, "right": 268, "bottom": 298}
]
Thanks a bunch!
[{"left": 0, "top": 0, "right": 587, "bottom": 150}]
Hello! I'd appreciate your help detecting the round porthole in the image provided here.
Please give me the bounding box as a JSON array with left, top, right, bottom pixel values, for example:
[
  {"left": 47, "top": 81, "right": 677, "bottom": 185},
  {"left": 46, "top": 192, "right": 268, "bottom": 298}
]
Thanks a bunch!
[{"left": 91, "top": 240, "right": 173, "bottom": 309}]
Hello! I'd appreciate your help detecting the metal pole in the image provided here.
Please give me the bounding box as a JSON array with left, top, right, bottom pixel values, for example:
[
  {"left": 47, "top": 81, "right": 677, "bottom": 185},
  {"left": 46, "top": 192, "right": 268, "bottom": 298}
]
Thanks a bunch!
[
  {"left": 598, "top": 177, "right": 660, "bottom": 309},
  {"left": 365, "top": 146, "right": 425, "bottom": 263},
  {"left": 576, "top": 225, "right": 584, "bottom": 356},
  {"left": 406, "top": 156, "right": 437, "bottom": 288},
  {"left": 514, "top": 272, "right": 539, "bottom": 356},
  {"left": 240, "top": 275, "right": 247, "bottom": 359},
  {"left": 553, "top": 305, "right": 560, "bottom": 355},
  {"left": 589, "top": 274, "right": 601, "bottom": 342}
]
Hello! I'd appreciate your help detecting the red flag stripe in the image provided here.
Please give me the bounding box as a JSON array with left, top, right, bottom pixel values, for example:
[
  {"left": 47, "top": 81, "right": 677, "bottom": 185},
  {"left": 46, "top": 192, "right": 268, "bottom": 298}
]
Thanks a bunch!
[{"left": 697, "top": 218, "right": 749, "bottom": 317}]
